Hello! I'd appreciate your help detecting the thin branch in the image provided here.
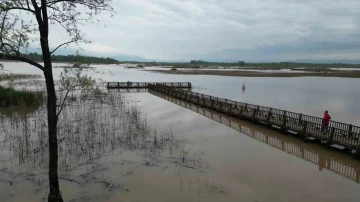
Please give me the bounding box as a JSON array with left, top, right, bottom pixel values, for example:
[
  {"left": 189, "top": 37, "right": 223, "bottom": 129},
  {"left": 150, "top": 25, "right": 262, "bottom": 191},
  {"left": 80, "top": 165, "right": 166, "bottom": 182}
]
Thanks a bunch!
[
  {"left": 7, "top": 7, "right": 36, "bottom": 15},
  {"left": 50, "top": 40, "right": 78, "bottom": 54},
  {"left": 0, "top": 54, "right": 45, "bottom": 71},
  {"left": 56, "top": 83, "right": 82, "bottom": 117},
  {"left": 46, "top": 0, "right": 68, "bottom": 7},
  {"left": 1, "top": 43, "right": 20, "bottom": 55},
  {"left": 46, "top": 0, "right": 112, "bottom": 11},
  {"left": 26, "top": 0, "right": 31, "bottom": 10}
]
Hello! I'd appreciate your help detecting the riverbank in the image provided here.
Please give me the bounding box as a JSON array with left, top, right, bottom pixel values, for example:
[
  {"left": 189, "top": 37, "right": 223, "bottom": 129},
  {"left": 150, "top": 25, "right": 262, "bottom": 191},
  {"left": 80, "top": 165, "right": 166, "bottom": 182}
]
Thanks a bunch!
[{"left": 146, "top": 69, "right": 360, "bottom": 78}]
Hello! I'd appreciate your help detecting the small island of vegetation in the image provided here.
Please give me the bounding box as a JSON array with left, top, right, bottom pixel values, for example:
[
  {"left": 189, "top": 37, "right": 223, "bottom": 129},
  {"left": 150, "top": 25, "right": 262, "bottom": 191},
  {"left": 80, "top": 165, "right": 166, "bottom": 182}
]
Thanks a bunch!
[{"left": 0, "top": 85, "right": 43, "bottom": 107}]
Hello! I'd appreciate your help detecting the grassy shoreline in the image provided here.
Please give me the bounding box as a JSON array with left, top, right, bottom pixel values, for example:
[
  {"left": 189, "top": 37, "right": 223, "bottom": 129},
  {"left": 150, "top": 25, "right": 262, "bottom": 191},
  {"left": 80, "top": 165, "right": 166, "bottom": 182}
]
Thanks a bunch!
[
  {"left": 146, "top": 69, "right": 360, "bottom": 78},
  {"left": 0, "top": 73, "right": 42, "bottom": 80},
  {"left": 0, "top": 86, "right": 43, "bottom": 107}
]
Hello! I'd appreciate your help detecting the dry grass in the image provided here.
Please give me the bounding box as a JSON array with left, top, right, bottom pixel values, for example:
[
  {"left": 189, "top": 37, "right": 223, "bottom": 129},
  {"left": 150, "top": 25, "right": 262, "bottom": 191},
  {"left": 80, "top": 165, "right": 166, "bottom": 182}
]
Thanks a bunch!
[
  {"left": 0, "top": 88, "right": 204, "bottom": 200},
  {"left": 0, "top": 73, "right": 42, "bottom": 81}
]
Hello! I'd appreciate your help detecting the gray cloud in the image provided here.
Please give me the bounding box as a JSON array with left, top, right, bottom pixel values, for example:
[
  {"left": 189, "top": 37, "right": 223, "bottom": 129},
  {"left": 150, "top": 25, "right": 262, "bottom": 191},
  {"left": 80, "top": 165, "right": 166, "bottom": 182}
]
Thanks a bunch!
[{"left": 42, "top": 0, "right": 360, "bottom": 61}]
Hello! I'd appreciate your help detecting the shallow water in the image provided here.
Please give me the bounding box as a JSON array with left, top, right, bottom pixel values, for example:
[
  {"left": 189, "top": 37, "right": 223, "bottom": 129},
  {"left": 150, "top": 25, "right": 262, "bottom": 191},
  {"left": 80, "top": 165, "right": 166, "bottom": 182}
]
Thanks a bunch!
[
  {"left": 1, "top": 62, "right": 360, "bottom": 201},
  {"left": 116, "top": 91, "right": 360, "bottom": 202},
  {"left": 330, "top": 68, "right": 360, "bottom": 71}
]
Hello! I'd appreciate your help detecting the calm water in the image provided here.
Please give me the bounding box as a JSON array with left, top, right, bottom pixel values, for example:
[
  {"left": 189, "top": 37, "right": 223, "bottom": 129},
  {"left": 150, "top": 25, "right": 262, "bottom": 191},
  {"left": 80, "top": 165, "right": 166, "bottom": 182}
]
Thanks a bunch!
[
  {"left": 121, "top": 90, "right": 360, "bottom": 202},
  {"left": 5, "top": 62, "right": 358, "bottom": 124},
  {"left": 2, "top": 62, "right": 360, "bottom": 201}
]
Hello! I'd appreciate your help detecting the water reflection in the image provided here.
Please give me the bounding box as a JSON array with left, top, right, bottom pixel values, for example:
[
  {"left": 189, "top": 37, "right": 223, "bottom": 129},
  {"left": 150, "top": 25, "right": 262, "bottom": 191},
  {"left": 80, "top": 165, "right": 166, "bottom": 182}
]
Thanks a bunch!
[{"left": 149, "top": 90, "right": 360, "bottom": 184}]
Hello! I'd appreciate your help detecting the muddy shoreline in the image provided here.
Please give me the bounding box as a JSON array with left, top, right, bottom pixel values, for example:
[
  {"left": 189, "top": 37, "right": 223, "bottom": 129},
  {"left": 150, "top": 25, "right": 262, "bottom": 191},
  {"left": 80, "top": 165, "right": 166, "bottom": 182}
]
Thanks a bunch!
[{"left": 146, "top": 70, "right": 360, "bottom": 78}]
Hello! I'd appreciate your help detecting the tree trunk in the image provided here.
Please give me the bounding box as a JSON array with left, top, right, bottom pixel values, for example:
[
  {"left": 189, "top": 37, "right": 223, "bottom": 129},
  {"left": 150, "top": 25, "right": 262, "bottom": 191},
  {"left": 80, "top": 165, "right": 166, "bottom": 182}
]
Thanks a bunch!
[
  {"left": 44, "top": 65, "right": 63, "bottom": 202},
  {"left": 41, "top": 45, "right": 63, "bottom": 201},
  {"left": 37, "top": 3, "right": 63, "bottom": 197}
]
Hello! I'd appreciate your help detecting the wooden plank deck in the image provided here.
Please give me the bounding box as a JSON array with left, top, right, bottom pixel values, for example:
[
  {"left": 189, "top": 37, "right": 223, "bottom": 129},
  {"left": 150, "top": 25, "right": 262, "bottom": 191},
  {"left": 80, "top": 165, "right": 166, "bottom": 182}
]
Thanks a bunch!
[
  {"left": 107, "top": 82, "right": 192, "bottom": 89},
  {"left": 148, "top": 83, "right": 360, "bottom": 155}
]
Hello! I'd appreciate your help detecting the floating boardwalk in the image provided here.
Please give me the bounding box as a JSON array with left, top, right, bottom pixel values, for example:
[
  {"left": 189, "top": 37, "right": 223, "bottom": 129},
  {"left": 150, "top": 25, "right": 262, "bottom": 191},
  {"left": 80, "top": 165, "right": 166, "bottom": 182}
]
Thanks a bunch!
[
  {"left": 148, "top": 84, "right": 360, "bottom": 156},
  {"left": 149, "top": 90, "right": 360, "bottom": 184},
  {"left": 107, "top": 82, "right": 191, "bottom": 89}
]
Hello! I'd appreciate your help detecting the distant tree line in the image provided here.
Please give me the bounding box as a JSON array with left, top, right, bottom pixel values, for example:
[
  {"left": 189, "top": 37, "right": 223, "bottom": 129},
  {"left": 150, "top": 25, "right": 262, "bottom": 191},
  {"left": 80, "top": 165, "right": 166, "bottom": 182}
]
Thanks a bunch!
[
  {"left": 13, "top": 52, "right": 120, "bottom": 64},
  {"left": 190, "top": 60, "right": 246, "bottom": 65},
  {"left": 5, "top": 54, "right": 359, "bottom": 68},
  {"left": 119, "top": 60, "right": 360, "bottom": 69}
]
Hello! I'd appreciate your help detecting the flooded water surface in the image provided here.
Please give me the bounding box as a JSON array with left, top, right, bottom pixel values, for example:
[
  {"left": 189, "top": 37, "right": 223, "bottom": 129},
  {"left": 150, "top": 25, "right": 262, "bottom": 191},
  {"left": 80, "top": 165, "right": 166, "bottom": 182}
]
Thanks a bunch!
[{"left": 1, "top": 62, "right": 360, "bottom": 202}]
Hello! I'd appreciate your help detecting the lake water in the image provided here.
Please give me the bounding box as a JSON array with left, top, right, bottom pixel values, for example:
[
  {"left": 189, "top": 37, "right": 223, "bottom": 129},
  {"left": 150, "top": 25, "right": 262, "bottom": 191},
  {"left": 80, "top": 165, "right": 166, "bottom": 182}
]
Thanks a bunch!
[
  {"left": 1, "top": 62, "right": 360, "bottom": 202},
  {"left": 145, "top": 66, "right": 308, "bottom": 73},
  {"left": 5, "top": 62, "right": 355, "bottom": 125}
]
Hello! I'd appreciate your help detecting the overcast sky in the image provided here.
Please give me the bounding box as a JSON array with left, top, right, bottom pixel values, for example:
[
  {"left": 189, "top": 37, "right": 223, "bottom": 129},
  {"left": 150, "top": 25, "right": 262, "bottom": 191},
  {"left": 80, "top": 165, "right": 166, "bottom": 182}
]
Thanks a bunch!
[{"left": 47, "top": 0, "right": 360, "bottom": 61}]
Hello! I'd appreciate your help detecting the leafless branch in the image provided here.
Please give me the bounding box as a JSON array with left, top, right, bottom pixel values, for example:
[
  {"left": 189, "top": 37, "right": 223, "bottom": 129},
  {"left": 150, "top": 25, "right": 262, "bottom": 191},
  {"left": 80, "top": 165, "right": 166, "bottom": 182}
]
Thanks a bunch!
[
  {"left": 56, "top": 81, "right": 78, "bottom": 117},
  {"left": 50, "top": 40, "right": 78, "bottom": 54},
  {"left": 0, "top": 53, "right": 45, "bottom": 71},
  {"left": 8, "top": 7, "right": 36, "bottom": 14}
]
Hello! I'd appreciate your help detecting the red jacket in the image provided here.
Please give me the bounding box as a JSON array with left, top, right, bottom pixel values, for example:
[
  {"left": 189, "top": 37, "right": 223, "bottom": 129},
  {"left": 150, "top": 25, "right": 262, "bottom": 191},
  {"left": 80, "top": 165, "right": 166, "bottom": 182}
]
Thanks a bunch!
[{"left": 323, "top": 114, "right": 331, "bottom": 124}]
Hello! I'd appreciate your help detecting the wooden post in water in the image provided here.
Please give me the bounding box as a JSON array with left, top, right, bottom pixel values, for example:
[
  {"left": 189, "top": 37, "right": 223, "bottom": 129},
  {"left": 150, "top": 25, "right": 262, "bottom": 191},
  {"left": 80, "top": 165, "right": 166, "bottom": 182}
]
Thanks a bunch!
[
  {"left": 224, "top": 99, "right": 227, "bottom": 113},
  {"left": 303, "top": 121, "right": 308, "bottom": 141},
  {"left": 326, "top": 127, "right": 335, "bottom": 147},
  {"left": 355, "top": 142, "right": 360, "bottom": 159},
  {"left": 349, "top": 124, "right": 353, "bottom": 138},
  {"left": 267, "top": 108, "right": 272, "bottom": 127},
  {"left": 219, "top": 100, "right": 223, "bottom": 112},
  {"left": 253, "top": 105, "right": 259, "bottom": 123},
  {"left": 299, "top": 114, "right": 303, "bottom": 125},
  {"left": 239, "top": 105, "right": 244, "bottom": 118},
  {"left": 243, "top": 103, "right": 248, "bottom": 118},
  {"left": 282, "top": 110, "right": 287, "bottom": 132}
]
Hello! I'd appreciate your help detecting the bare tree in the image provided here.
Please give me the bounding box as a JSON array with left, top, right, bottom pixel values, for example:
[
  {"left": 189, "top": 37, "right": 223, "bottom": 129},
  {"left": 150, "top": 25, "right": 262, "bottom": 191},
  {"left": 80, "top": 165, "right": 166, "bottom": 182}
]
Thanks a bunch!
[{"left": 0, "top": 1, "right": 112, "bottom": 201}]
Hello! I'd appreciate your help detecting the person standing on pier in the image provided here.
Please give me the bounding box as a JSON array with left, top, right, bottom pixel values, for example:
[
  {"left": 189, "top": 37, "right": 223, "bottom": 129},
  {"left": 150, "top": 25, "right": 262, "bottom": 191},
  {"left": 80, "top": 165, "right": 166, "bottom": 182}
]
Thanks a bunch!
[{"left": 322, "top": 110, "right": 331, "bottom": 131}]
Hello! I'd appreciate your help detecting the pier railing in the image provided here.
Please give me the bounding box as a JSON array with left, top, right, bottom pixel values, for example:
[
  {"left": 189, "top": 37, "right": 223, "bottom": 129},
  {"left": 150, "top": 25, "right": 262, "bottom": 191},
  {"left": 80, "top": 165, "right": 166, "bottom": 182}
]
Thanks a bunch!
[
  {"left": 107, "top": 82, "right": 191, "bottom": 89},
  {"left": 148, "top": 84, "right": 360, "bottom": 151},
  {"left": 149, "top": 90, "right": 360, "bottom": 183}
]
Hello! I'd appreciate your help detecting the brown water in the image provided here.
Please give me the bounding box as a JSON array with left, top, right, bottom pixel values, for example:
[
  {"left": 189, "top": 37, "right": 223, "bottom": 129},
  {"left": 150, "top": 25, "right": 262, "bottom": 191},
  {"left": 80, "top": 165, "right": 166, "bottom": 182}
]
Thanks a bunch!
[
  {"left": 1, "top": 63, "right": 360, "bottom": 201},
  {"left": 99, "top": 90, "right": 360, "bottom": 202}
]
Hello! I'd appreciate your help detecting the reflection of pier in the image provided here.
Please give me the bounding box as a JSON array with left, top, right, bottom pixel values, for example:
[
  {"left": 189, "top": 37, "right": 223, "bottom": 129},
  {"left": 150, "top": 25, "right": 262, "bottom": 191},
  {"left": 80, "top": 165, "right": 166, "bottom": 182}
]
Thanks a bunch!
[
  {"left": 149, "top": 90, "right": 360, "bottom": 184},
  {"left": 148, "top": 84, "right": 360, "bottom": 153}
]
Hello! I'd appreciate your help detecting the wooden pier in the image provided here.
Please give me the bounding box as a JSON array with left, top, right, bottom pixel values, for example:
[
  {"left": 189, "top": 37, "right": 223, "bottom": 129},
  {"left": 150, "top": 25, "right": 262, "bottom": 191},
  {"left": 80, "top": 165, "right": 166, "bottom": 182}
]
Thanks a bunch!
[
  {"left": 148, "top": 84, "right": 360, "bottom": 156},
  {"left": 107, "top": 82, "right": 191, "bottom": 89},
  {"left": 149, "top": 90, "right": 360, "bottom": 183}
]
